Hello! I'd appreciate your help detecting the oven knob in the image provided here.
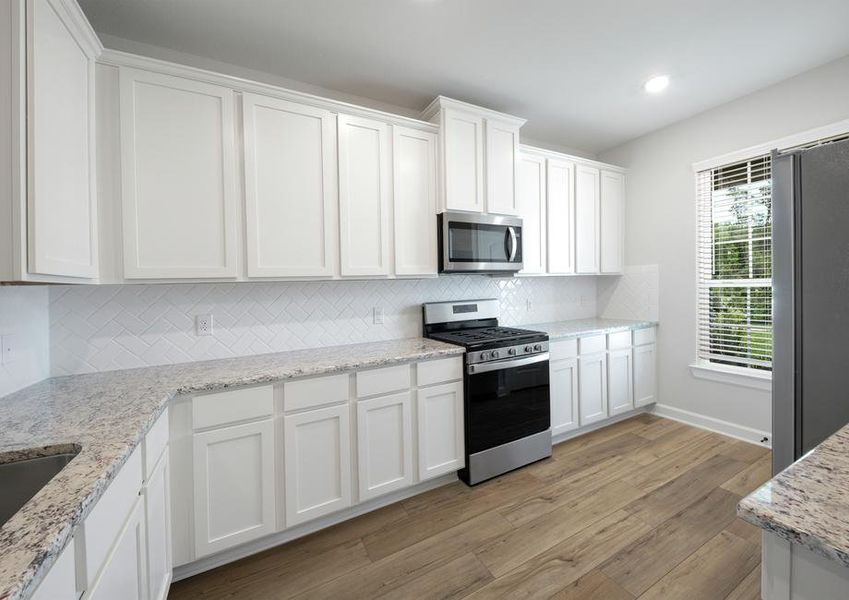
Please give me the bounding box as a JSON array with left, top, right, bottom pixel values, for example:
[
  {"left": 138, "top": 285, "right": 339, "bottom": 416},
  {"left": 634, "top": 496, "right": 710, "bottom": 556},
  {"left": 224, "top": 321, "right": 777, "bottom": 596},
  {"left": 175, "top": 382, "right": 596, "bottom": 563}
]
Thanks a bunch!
[
  {"left": 491, "top": 350, "right": 500, "bottom": 359},
  {"left": 533, "top": 344, "right": 542, "bottom": 352},
  {"left": 508, "top": 348, "right": 517, "bottom": 356},
  {"left": 480, "top": 352, "right": 489, "bottom": 361},
  {"left": 524, "top": 345, "right": 533, "bottom": 353}
]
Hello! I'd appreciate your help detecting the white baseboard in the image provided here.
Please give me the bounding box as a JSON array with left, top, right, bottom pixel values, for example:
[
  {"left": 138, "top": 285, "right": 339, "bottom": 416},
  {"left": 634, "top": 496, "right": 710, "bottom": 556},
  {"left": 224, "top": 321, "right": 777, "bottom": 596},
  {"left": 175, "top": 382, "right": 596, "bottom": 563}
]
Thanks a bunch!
[
  {"left": 172, "top": 472, "right": 457, "bottom": 582},
  {"left": 651, "top": 403, "right": 771, "bottom": 448},
  {"left": 552, "top": 406, "right": 651, "bottom": 445}
]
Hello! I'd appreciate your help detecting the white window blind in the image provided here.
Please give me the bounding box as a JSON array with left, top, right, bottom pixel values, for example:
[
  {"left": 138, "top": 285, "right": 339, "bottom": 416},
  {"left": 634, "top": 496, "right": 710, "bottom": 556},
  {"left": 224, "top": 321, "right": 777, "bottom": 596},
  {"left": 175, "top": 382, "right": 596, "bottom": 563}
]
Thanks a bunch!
[{"left": 696, "top": 155, "right": 773, "bottom": 370}]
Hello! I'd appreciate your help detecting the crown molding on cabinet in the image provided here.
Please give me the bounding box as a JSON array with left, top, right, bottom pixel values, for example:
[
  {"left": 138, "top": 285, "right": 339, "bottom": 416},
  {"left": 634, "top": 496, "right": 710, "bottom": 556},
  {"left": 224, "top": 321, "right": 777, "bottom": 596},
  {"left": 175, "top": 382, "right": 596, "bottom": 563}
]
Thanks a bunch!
[
  {"left": 421, "top": 95, "right": 527, "bottom": 128},
  {"left": 518, "top": 144, "right": 628, "bottom": 174},
  {"left": 48, "top": 0, "right": 103, "bottom": 59},
  {"left": 97, "top": 48, "right": 439, "bottom": 134}
]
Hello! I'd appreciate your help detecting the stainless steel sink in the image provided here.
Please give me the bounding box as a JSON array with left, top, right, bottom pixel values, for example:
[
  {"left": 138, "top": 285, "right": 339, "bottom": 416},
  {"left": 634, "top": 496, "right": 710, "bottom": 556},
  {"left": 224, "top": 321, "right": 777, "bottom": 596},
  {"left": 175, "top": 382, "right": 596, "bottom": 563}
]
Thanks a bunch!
[{"left": 0, "top": 450, "right": 79, "bottom": 527}]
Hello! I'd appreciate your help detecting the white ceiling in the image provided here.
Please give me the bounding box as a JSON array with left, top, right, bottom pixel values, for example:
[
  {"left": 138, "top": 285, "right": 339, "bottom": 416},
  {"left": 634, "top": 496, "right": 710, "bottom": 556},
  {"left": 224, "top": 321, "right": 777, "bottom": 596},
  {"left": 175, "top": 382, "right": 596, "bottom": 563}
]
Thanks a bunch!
[{"left": 78, "top": 0, "right": 849, "bottom": 154}]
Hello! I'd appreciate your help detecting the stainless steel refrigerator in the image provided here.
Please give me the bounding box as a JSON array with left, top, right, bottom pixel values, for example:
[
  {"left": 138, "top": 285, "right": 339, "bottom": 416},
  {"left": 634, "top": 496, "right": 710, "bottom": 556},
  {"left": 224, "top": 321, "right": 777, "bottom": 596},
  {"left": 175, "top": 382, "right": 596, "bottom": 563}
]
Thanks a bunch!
[{"left": 772, "top": 137, "right": 849, "bottom": 473}]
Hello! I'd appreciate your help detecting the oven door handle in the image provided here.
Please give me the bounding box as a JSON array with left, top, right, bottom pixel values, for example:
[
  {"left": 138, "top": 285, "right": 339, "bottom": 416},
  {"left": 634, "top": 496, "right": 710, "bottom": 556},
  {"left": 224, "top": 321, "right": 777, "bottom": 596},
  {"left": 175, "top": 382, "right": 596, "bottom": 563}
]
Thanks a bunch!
[{"left": 467, "top": 352, "right": 549, "bottom": 375}]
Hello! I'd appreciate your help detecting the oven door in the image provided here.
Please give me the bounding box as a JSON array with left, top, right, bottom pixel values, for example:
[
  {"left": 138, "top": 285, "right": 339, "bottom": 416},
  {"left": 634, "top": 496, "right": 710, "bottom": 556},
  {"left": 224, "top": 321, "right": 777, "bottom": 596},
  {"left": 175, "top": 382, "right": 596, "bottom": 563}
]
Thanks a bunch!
[
  {"left": 465, "top": 353, "right": 550, "bottom": 454},
  {"left": 440, "top": 212, "right": 523, "bottom": 273}
]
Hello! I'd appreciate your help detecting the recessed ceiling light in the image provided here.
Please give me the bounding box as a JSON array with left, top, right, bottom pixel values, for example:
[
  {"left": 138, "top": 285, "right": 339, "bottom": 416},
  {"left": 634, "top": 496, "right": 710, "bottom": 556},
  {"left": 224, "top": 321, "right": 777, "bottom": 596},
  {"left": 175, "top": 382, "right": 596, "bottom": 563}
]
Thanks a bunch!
[{"left": 643, "top": 75, "right": 670, "bottom": 94}]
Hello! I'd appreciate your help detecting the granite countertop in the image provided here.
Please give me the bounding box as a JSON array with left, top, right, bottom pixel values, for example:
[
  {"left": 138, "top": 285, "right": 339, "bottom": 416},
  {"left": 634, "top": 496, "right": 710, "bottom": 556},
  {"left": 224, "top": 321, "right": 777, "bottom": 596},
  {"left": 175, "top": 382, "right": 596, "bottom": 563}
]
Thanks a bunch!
[
  {"left": 526, "top": 317, "right": 657, "bottom": 340},
  {"left": 738, "top": 422, "right": 849, "bottom": 568},
  {"left": 0, "top": 337, "right": 463, "bottom": 600}
]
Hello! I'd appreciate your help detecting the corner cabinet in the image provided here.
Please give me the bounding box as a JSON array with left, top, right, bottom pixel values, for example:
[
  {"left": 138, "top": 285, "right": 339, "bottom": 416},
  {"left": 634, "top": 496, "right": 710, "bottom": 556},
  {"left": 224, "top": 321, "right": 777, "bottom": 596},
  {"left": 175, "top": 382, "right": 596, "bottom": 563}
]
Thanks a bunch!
[
  {"left": 337, "top": 114, "right": 392, "bottom": 277},
  {"left": 242, "top": 94, "right": 337, "bottom": 278},
  {"left": 119, "top": 68, "right": 238, "bottom": 279}
]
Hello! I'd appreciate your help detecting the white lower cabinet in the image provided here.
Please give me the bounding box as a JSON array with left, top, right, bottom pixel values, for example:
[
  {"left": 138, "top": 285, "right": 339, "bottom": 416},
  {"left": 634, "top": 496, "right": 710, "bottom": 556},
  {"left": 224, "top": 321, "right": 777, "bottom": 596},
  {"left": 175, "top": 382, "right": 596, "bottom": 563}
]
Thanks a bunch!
[
  {"left": 193, "top": 419, "right": 276, "bottom": 557},
  {"left": 416, "top": 381, "right": 465, "bottom": 480},
  {"left": 86, "top": 498, "right": 147, "bottom": 600},
  {"left": 550, "top": 357, "right": 579, "bottom": 435},
  {"left": 143, "top": 453, "right": 172, "bottom": 600},
  {"left": 608, "top": 348, "right": 634, "bottom": 416},
  {"left": 634, "top": 343, "right": 657, "bottom": 407},
  {"left": 284, "top": 404, "right": 353, "bottom": 526},
  {"left": 356, "top": 391, "right": 414, "bottom": 501},
  {"left": 578, "top": 352, "right": 608, "bottom": 425},
  {"left": 31, "top": 537, "right": 77, "bottom": 600}
]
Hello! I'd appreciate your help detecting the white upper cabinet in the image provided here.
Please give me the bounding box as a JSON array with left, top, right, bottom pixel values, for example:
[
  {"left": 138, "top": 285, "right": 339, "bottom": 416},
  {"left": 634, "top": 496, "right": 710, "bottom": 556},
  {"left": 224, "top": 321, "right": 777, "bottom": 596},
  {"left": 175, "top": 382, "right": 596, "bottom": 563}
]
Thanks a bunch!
[
  {"left": 517, "top": 153, "right": 547, "bottom": 274},
  {"left": 547, "top": 158, "right": 576, "bottom": 274},
  {"left": 600, "top": 169, "right": 625, "bottom": 274},
  {"left": 393, "top": 126, "right": 438, "bottom": 276},
  {"left": 438, "top": 107, "right": 484, "bottom": 213},
  {"left": 119, "top": 68, "right": 238, "bottom": 279},
  {"left": 242, "top": 94, "right": 337, "bottom": 278},
  {"left": 575, "top": 164, "right": 601, "bottom": 274},
  {"left": 26, "top": 0, "right": 99, "bottom": 279},
  {"left": 423, "top": 97, "right": 525, "bottom": 216},
  {"left": 485, "top": 118, "right": 520, "bottom": 215},
  {"left": 337, "top": 114, "right": 391, "bottom": 277}
]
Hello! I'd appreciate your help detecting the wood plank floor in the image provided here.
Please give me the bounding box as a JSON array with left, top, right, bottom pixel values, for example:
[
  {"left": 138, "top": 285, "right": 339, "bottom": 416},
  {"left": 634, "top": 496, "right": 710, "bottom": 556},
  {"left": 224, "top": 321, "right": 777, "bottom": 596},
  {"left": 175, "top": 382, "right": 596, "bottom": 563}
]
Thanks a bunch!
[{"left": 168, "top": 414, "right": 771, "bottom": 600}]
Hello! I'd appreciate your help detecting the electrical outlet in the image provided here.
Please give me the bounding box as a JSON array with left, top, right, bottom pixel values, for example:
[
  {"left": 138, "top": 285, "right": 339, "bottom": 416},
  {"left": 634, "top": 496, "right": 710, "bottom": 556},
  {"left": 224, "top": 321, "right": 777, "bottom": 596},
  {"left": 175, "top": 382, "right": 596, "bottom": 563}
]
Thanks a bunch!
[
  {"left": 373, "top": 307, "right": 384, "bottom": 325},
  {"left": 195, "top": 314, "right": 214, "bottom": 336},
  {"left": 1, "top": 334, "right": 18, "bottom": 365}
]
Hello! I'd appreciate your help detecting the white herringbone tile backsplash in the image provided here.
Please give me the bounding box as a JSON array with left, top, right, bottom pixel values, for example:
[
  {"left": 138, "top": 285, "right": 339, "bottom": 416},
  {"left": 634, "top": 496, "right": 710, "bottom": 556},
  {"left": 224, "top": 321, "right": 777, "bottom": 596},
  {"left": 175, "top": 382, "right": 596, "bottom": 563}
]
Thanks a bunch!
[
  {"left": 49, "top": 276, "right": 598, "bottom": 376},
  {"left": 598, "top": 264, "right": 659, "bottom": 322}
]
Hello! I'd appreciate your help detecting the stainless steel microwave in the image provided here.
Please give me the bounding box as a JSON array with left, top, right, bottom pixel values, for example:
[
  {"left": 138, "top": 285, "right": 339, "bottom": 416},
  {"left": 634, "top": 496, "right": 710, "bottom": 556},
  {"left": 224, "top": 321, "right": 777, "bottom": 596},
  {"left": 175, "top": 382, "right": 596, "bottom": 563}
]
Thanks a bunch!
[{"left": 438, "top": 212, "right": 523, "bottom": 274}]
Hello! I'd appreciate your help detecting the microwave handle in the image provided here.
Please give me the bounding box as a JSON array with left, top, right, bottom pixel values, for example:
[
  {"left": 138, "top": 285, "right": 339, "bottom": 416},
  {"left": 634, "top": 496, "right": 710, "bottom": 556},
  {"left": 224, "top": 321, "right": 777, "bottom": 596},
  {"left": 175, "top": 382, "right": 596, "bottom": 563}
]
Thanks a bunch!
[{"left": 507, "top": 227, "right": 518, "bottom": 261}]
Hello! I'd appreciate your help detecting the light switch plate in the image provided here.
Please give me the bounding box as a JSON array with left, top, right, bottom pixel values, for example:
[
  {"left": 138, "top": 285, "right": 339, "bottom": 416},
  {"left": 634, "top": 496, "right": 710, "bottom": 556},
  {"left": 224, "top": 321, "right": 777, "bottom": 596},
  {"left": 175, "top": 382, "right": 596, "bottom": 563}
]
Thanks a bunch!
[
  {"left": 373, "top": 307, "right": 384, "bottom": 325},
  {"left": 1, "top": 334, "right": 19, "bottom": 365}
]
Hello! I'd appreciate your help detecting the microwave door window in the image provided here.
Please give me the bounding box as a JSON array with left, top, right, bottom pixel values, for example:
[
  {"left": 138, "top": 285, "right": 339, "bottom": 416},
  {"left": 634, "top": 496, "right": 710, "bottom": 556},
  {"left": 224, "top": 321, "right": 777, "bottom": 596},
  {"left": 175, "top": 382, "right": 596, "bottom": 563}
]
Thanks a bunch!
[{"left": 449, "top": 223, "right": 510, "bottom": 262}]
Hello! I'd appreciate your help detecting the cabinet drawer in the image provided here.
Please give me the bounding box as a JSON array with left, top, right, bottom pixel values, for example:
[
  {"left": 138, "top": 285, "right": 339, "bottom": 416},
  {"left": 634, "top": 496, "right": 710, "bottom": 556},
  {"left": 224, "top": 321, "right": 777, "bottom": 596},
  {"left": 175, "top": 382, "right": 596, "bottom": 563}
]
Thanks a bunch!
[
  {"left": 143, "top": 408, "right": 169, "bottom": 480},
  {"left": 356, "top": 364, "right": 410, "bottom": 398},
  {"left": 549, "top": 339, "right": 578, "bottom": 360},
  {"left": 607, "top": 331, "right": 632, "bottom": 350},
  {"left": 192, "top": 385, "right": 273, "bottom": 430},
  {"left": 579, "top": 334, "right": 606, "bottom": 355},
  {"left": 84, "top": 445, "right": 143, "bottom": 587},
  {"left": 417, "top": 357, "right": 463, "bottom": 387},
  {"left": 284, "top": 374, "right": 349, "bottom": 412},
  {"left": 634, "top": 327, "right": 656, "bottom": 346}
]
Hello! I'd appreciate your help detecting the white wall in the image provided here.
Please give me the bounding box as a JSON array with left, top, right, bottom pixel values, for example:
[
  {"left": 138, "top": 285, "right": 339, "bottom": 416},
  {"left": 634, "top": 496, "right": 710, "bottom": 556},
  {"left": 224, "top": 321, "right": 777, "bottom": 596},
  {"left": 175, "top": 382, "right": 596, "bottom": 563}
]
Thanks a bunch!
[
  {"left": 0, "top": 286, "right": 50, "bottom": 396},
  {"left": 49, "top": 276, "right": 597, "bottom": 376},
  {"left": 599, "top": 54, "right": 849, "bottom": 437}
]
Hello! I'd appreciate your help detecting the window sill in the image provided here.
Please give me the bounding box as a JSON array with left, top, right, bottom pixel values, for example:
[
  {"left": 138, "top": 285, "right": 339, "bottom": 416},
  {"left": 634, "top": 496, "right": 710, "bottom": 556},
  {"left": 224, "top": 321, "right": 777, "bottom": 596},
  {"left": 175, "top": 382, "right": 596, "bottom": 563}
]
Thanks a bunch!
[{"left": 689, "top": 362, "right": 772, "bottom": 392}]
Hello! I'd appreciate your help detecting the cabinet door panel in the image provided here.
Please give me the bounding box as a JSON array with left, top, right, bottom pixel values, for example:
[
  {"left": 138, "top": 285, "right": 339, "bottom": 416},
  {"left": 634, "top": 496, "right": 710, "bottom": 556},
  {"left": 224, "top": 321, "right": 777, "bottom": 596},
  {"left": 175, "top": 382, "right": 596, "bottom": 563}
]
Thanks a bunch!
[
  {"left": 338, "top": 114, "right": 391, "bottom": 276},
  {"left": 600, "top": 170, "right": 625, "bottom": 273},
  {"left": 547, "top": 159, "right": 575, "bottom": 274},
  {"left": 579, "top": 352, "right": 608, "bottom": 425},
  {"left": 31, "top": 537, "right": 76, "bottom": 600},
  {"left": 284, "top": 404, "right": 352, "bottom": 525},
  {"left": 608, "top": 348, "right": 634, "bottom": 416},
  {"left": 575, "top": 164, "right": 600, "bottom": 274},
  {"left": 87, "top": 498, "right": 146, "bottom": 600},
  {"left": 193, "top": 419, "right": 275, "bottom": 557},
  {"left": 144, "top": 453, "right": 172, "bottom": 600},
  {"left": 550, "top": 358, "right": 579, "bottom": 435},
  {"left": 393, "top": 126, "right": 438, "bottom": 276},
  {"left": 27, "top": 0, "right": 98, "bottom": 278},
  {"left": 634, "top": 343, "right": 657, "bottom": 407},
  {"left": 243, "top": 94, "right": 336, "bottom": 277},
  {"left": 357, "top": 392, "right": 414, "bottom": 500},
  {"left": 417, "top": 381, "right": 464, "bottom": 480},
  {"left": 518, "top": 154, "right": 546, "bottom": 274},
  {"left": 443, "top": 109, "right": 484, "bottom": 213},
  {"left": 120, "top": 68, "right": 237, "bottom": 278},
  {"left": 486, "top": 119, "right": 519, "bottom": 215}
]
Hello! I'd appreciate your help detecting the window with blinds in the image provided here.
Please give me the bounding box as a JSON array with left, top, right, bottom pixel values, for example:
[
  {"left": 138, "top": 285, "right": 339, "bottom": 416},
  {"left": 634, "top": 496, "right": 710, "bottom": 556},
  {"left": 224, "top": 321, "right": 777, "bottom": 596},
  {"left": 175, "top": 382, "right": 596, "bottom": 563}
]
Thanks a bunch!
[{"left": 696, "top": 155, "right": 772, "bottom": 370}]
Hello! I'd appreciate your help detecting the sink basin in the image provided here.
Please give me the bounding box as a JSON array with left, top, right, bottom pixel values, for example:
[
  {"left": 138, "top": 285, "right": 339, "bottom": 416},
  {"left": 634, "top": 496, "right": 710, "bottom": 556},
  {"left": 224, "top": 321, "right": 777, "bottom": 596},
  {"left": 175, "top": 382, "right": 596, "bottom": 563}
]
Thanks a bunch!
[{"left": 0, "top": 449, "right": 79, "bottom": 527}]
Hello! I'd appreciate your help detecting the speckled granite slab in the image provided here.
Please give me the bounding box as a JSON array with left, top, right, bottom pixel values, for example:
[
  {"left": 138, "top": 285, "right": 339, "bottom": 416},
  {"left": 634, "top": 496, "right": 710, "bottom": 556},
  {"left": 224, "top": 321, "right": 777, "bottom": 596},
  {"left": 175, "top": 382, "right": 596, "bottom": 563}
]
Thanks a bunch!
[
  {"left": 526, "top": 317, "right": 657, "bottom": 340},
  {"left": 738, "top": 422, "right": 849, "bottom": 568},
  {"left": 0, "top": 337, "right": 463, "bottom": 600}
]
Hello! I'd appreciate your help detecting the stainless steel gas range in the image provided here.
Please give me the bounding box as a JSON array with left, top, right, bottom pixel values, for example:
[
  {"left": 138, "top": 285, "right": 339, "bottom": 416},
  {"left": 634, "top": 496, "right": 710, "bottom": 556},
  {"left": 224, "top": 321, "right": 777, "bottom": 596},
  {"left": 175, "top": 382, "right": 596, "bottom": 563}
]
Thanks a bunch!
[{"left": 422, "top": 299, "right": 551, "bottom": 485}]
